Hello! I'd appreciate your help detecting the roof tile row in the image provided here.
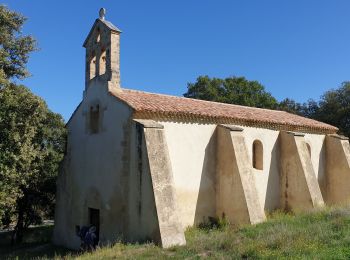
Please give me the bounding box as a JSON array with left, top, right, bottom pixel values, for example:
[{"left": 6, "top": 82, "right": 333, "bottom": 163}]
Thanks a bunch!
[{"left": 112, "top": 89, "right": 338, "bottom": 134}]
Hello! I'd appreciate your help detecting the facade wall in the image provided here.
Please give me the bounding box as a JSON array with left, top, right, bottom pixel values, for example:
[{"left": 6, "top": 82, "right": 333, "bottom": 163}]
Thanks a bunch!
[
  {"left": 159, "top": 121, "right": 327, "bottom": 228},
  {"left": 53, "top": 81, "right": 133, "bottom": 249}
]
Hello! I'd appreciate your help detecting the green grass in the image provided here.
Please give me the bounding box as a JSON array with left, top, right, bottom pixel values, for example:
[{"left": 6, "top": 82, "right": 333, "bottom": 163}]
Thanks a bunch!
[{"left": 3, "top": 207, "right": 350, "bottom": 259}]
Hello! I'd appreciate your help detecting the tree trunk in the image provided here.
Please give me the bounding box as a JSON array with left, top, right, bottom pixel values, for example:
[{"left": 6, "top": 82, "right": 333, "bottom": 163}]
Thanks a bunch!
[{"left": 11, "top": 196, "right": 26, "bottom": 245}]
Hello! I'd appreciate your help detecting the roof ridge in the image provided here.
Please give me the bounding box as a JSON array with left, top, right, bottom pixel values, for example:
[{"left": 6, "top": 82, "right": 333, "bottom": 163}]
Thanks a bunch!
[{"left": 121, "top": 88, "right": 286, "bottom": 113}]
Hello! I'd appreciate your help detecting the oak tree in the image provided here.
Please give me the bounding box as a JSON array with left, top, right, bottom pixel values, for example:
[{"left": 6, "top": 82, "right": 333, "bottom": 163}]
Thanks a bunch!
[{"left": 184, "top": 75, "right": 278, "bottom": 109}]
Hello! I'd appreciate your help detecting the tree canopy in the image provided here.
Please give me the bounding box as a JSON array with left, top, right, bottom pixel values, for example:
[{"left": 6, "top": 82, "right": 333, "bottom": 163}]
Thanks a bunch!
[
  {"left": 0, "top": 84, "right": 66, "bottom": 243},
  {"left": 0, "top": 5, "right": 36, "bottom": 83},
  {"left": 184, "top": 75, "right": 350, "bottom": 138},
  {"left": 277, "top": 83, "right": 350, "bottom": 137},
  {"left": 184, "top": 76, "right": 278, "bottom": 109},
  {"left": 313, "top": 82, "right": 350, "bottom": 137},
  {"left": 0, "top": 5, "right": 65, "bottom": 244},
  {"left": 277, "top": 98, "right": 319, "bottom": 118}
]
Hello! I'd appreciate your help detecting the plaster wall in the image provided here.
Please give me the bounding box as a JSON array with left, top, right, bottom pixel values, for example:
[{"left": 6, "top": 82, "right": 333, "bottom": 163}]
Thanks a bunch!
[
  {"left": 159, "top": 121, "right": 327, "bottom": 228},
  {"left": 325, "top": 135, "right": 350, "bottom": 204},
  {"left": 243, "top": 130, "right": 324, "bottom": 210},
  {"left": 304, "top": 134, "right": 326, "bottom": 196},
  {"left": 159, "top": 122, "right": 217, "bottom": 228},
  {"left": 240, "top": 127, "right": 280, "bottom": 211},
  {"left": 53, "top": 81, "right": 132, "bottom": 249}
]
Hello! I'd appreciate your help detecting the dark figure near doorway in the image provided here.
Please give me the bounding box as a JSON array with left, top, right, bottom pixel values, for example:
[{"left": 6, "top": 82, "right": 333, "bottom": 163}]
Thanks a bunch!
[{"left": 76, "top": 225, "right": 98, "bottom": 250}]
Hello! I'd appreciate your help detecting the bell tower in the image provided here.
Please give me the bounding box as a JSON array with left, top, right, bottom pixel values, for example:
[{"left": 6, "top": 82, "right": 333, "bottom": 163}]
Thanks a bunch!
[{"left": 83, "top": 8, "right": 122, "bottom": 91}]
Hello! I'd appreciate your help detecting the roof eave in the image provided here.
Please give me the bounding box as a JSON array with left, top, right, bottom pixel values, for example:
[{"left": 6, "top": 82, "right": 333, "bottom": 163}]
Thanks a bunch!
[{"left": 131, "top": 110, "right": 338, "bottom": 135}]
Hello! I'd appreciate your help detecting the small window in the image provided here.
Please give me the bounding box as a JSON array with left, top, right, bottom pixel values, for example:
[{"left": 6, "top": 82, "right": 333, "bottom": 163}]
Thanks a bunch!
[
  {"left": 99, "top": 49, "right": 106, "bottom": 75},
  {"left": 90, "top": 105, "right": 100, "bottom": 134},
  {"left": 253, "top": 140, "right": 263, "bottom": 170},
  {"left": 89, "top": 54, "right": 97, "bottom": 80}
]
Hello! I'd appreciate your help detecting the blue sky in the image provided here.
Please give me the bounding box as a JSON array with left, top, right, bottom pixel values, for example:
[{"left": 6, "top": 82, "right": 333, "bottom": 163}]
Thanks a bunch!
[{"left": 5, "top": 1, "right": 350, "bottom": 121}]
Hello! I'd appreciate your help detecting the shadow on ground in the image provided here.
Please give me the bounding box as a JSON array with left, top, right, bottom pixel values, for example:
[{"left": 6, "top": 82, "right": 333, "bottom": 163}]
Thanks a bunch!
[{"left": 0, "top": 225, "right": 77, "bottom": 259}]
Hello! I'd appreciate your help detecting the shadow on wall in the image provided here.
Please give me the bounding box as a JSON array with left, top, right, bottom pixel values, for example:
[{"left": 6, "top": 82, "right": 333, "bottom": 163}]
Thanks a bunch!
[
  {"left": 264, "top": 136, "right": 280, "bottom": 211},
  {"left": 194, "top": 129, "right": 217, "bottom": 226},
  {"left": 194, "top": 129, "right": 284, "bottom": 223},
  {"left": 318, "top": 141, "right": 326, "bottom": 200}
]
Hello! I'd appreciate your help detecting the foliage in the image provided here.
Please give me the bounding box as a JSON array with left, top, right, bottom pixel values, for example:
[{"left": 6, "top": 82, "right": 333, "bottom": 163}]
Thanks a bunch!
[
  {"left": 3, "top": 207, "right": 350, "bottom": 259},
  {"left": 184, "top": 75, "right": 278, "bottom": 109},
  {"left": 184, "top": 75, "right": 349, "bottom": 135},
  {"left": 278, "top": 98, "right": 305, "bottom": 115},
  {"left": 277, "top": 98, "right": 320, "bottom": 118},
  {"left": 0, "top": 84, "right": 66, "bottom": 243},
  {"left": 314, "top": 82, "right": 350, "bottom": 137},
  {"left": 0, "top": 5, "right": 64, "bottom": 244},
  {"left": 0, "top": 5, "right": 36, "bottom": 82},
  {"left": 185, "top": 76, "right": 350, "bottom": 137},
  {"left": 278, "top": 82, "right": 350, "bottom": 137}
]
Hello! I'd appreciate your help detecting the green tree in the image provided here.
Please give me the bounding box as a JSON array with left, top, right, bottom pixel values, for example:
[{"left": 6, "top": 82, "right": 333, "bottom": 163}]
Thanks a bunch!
[
  {"left": 0, "top": 84, "right": 66, "bottom": 243},
  {"left": 0, "top": 5, "right": 65, "bottom": 244},
  {"left": 184, "top": 76, "right": 278, "bottom": 109},
  {"left": 277, "top": 83, "right": 350, "bottom": 137},
  {"left": 278, "top": 98, "right": 319, "bottom": 118},
  {"left": 314, "top": 82, "right": 350, "bottom": 137},
  {"left": 0, "top": 5, "right": 36, "bottom": 82},
  {"left": 278, "top": 98, "right": 304, "bottom": 115}
]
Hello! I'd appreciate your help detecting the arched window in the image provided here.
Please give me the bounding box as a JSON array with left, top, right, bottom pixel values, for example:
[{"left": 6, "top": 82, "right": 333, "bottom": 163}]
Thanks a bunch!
[
  {"left": 99, "top": 49, "right": 106, "bottom": 75},
  {"left": 90, "top": 104, "right": 100, "bottom": 134},
  {"left": 253, "top": 140, "right": 263, "bottom": 170},
  {"left": 89, "top": 53, "right": 97, "bottom": 80}
]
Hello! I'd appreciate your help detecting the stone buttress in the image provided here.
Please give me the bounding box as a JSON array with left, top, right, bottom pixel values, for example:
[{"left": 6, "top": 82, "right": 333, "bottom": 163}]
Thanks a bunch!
[
  {"left": 216, "top": 125, "right": 266, "bottom": 225},
  {"left": 280, "top": 131, "right": 324, "bottom": 211},
  {"left": 134, "top": 119, "right": 186, "bottom": 248},
  {"left": 325, "top": 134, "right": 350, "bottom": 205}
]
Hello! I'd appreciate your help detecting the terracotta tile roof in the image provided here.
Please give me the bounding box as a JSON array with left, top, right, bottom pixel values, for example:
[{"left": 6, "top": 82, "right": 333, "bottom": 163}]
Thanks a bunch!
[{"left": 111, "top": 88, "right": 338, "bottom": 134}]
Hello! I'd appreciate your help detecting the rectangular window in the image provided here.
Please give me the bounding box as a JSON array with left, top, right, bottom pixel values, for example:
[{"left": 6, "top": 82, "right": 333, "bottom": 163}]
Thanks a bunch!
[{"left": 90, "top": 105, "right": 100, "bottom": 134}]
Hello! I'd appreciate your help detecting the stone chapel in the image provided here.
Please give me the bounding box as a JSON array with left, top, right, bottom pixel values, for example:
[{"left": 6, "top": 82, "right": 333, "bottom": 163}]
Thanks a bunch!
[{"left": 53, "top": 9, "right": 350, "bottom": 249}]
